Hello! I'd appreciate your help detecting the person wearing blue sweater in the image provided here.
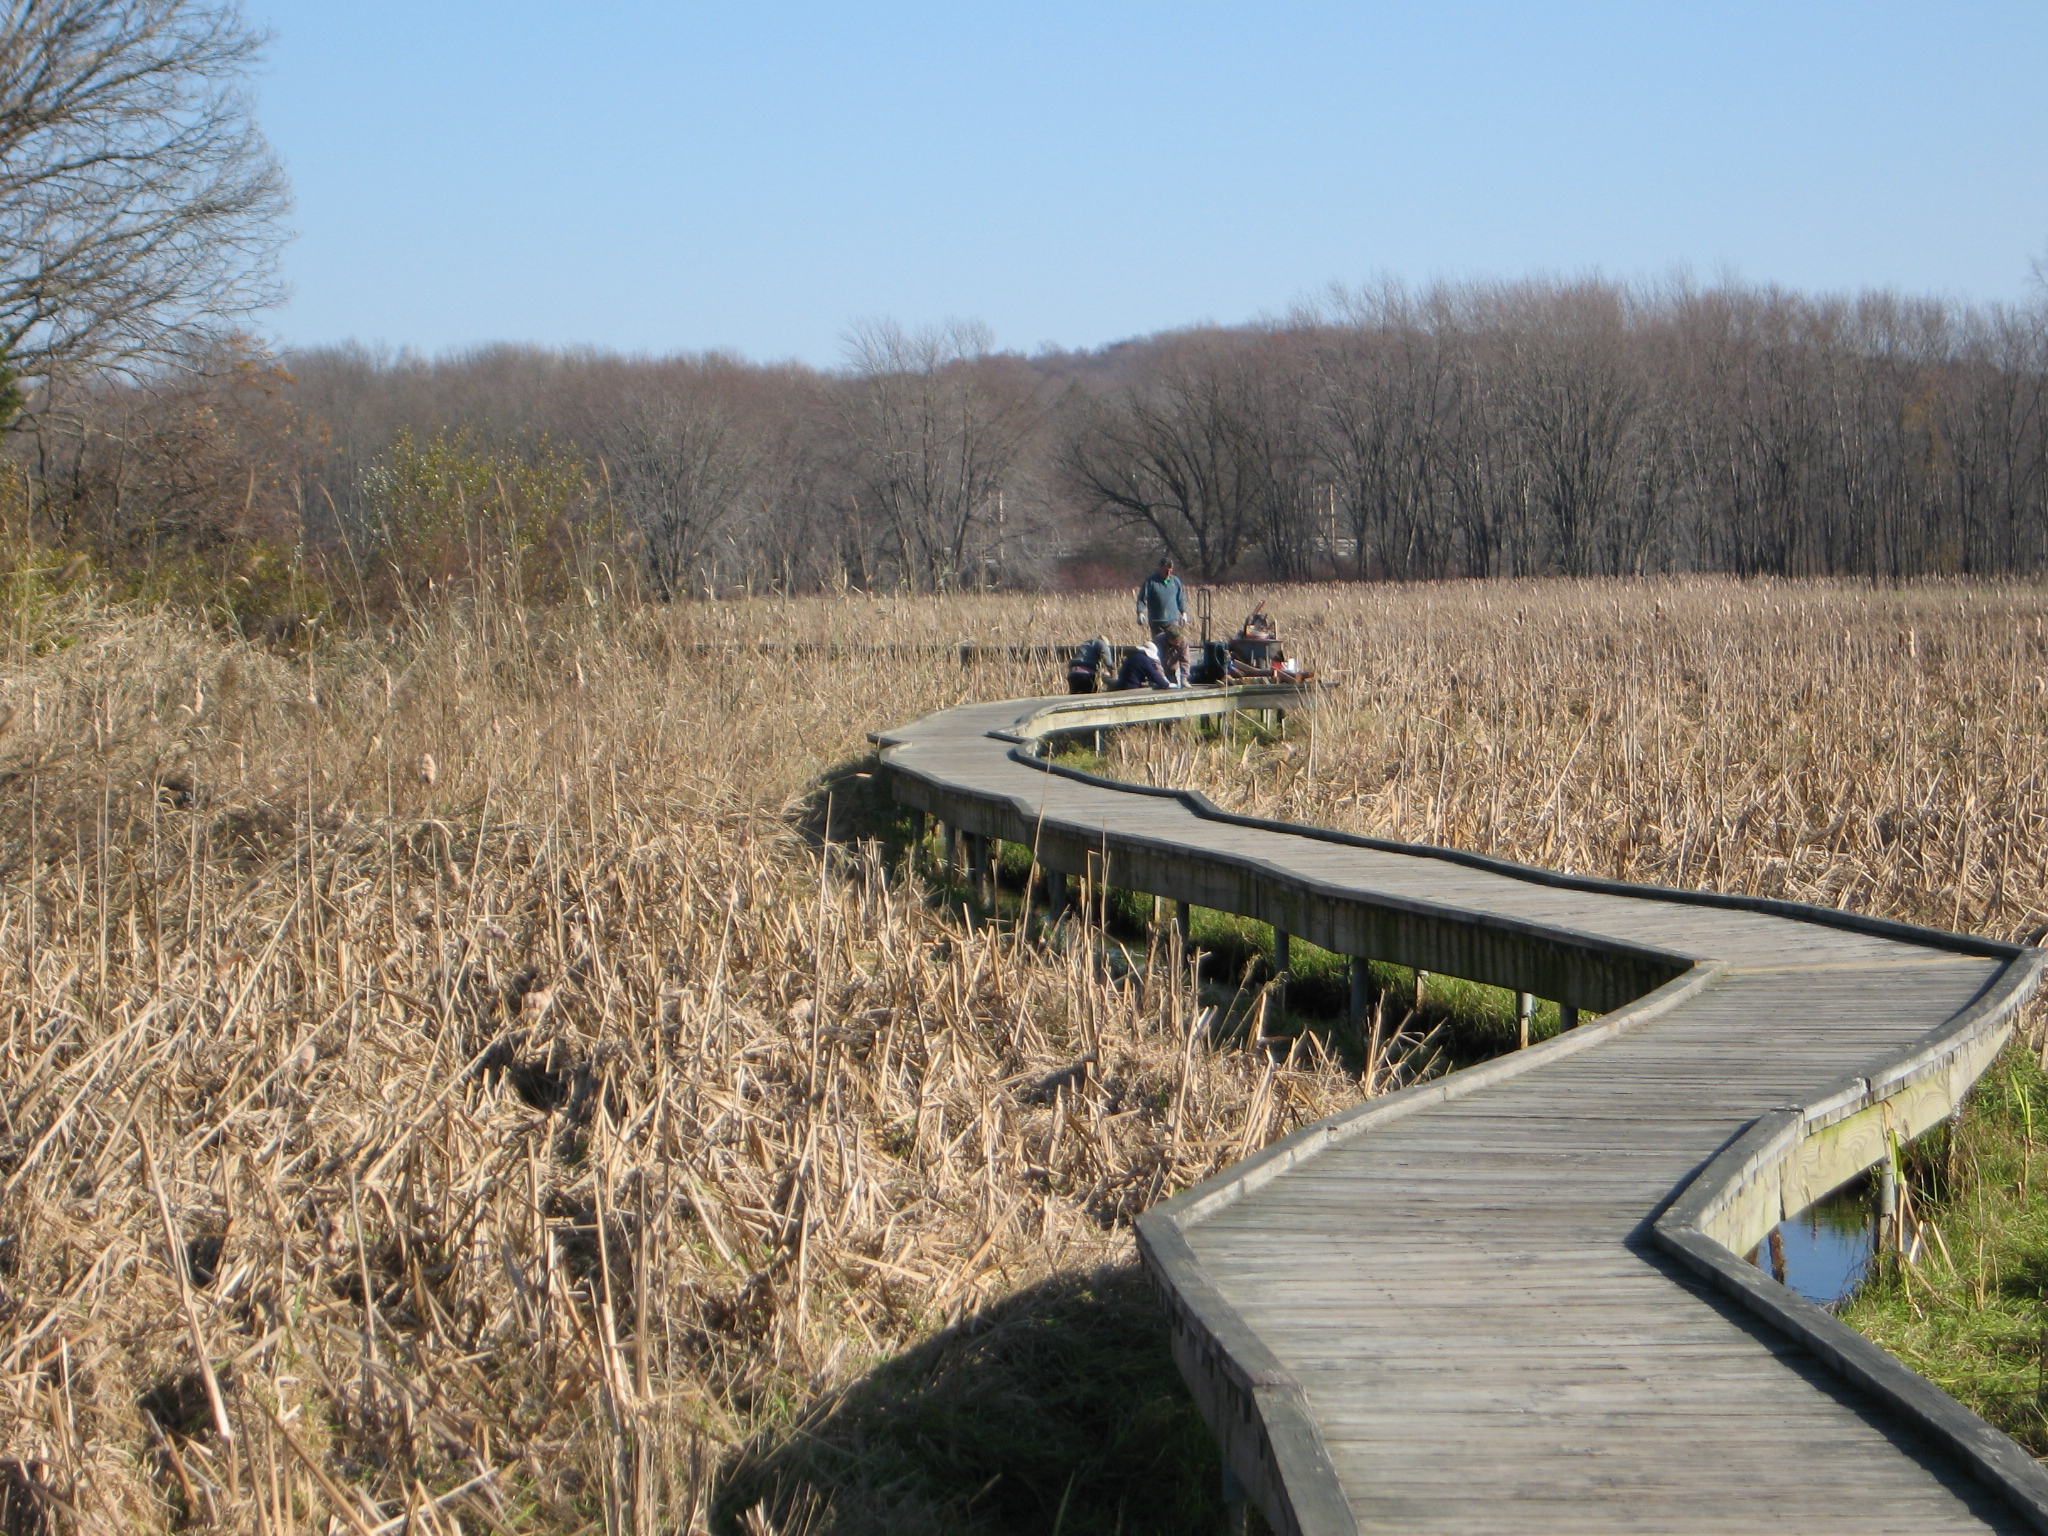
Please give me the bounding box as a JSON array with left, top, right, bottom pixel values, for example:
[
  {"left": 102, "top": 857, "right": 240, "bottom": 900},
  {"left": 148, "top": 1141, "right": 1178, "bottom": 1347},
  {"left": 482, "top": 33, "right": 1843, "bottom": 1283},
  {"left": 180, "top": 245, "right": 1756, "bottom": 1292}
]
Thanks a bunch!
[{"left": 1135, "top": 556, "right": 1187, "bottom": 641}]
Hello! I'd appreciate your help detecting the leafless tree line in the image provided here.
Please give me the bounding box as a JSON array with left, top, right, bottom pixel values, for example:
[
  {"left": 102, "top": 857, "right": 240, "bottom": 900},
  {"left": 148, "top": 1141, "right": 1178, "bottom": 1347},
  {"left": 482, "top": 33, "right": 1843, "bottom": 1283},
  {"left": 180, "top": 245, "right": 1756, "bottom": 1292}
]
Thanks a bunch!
[
  {"left": 0, "top": 6, "right": 2040, "bottom": 599},
  {"left": 1066, "top": 279, "right": 2048, "bottom": 583},
  {"left": 253, "top": 321, "right": 1061, "bottom": 600},
  {"left": 17, "top": 277, "right": 2048, "bottom": 607}
]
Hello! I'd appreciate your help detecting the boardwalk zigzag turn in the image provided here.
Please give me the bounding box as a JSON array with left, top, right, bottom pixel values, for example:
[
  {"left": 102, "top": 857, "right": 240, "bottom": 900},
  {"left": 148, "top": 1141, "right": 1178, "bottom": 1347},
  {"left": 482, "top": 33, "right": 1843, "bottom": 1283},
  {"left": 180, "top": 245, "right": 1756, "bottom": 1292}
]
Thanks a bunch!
[{"left": 874, "top": 685, "right": 2048, "bottom": 1535}]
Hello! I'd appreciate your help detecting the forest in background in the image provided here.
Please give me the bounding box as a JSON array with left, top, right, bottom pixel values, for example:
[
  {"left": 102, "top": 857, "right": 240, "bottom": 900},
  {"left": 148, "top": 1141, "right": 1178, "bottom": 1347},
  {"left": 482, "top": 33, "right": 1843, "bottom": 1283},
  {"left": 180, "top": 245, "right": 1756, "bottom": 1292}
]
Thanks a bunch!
[{"left": 8, "top": 275, "right": 2048, "bottom": 633}]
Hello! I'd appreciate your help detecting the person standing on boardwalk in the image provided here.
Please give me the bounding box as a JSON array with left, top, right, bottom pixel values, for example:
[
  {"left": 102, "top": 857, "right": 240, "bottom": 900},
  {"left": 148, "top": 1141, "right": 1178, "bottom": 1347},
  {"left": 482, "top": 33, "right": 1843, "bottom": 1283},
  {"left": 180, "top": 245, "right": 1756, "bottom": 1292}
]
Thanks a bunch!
[
  {"left": 1158, "top": 631, "right": 1191, "bottom": 688},
  {"left": 1136, "top": 556, "right": 1187, "bottom": 643}
]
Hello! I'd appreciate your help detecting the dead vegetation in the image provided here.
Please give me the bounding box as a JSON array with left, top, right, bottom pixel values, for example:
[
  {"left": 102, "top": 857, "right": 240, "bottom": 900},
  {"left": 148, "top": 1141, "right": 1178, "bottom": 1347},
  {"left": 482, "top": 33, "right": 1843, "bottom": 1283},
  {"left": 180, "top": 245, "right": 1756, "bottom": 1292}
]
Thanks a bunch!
[
  {"left": 0, "top": 587, "right": 1352, "bottom": 1535},
  {"left": 7, "top": 575, "right": 2048, "bottom": 1534},
  {"left": 1107, "top": 579, "right": 2048, "bottom": 944}
]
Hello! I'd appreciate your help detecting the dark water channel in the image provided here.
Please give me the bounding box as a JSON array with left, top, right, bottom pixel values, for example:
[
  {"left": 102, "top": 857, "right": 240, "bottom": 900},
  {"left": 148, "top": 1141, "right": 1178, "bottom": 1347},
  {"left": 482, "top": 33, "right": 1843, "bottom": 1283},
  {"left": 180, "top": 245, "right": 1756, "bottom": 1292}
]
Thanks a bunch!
[{"left": 1761, "top": 1179, "right": 1878, "bottom": 1307}]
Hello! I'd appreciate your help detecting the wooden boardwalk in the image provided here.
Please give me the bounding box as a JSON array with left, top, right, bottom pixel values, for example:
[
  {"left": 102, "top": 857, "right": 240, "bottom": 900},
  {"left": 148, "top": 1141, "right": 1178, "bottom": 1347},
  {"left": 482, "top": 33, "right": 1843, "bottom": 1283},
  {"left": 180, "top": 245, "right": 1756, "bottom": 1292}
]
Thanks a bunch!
[{"left": 875, "top": 686, "right": 2048, "bottom": 1535}]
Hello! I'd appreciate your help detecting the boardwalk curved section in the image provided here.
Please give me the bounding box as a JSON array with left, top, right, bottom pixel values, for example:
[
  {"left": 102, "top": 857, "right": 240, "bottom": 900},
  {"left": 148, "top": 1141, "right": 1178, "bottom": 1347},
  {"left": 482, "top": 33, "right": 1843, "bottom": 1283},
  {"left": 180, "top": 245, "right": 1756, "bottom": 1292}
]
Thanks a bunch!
[{"left": 873, "top": 686, "right": 2048, "bottom": 1535}]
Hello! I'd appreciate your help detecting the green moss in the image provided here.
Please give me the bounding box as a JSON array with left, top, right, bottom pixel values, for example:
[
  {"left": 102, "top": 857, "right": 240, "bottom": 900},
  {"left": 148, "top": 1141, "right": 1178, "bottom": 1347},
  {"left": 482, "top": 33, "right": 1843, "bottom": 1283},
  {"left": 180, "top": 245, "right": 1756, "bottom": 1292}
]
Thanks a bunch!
[
  {"left": 1838, "top": 1042, "right": 2048, "bottom": 1455},
  {"left": 1048, "top": 742, "right": 1108, "bottom": 775}
]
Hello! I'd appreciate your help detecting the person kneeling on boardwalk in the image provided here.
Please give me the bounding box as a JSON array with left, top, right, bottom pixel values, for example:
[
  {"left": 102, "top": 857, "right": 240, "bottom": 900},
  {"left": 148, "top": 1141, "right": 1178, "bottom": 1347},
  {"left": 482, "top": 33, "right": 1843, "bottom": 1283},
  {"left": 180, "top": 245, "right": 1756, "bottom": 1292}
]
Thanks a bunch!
[
  {"left": 1112, "top": 639, "right": 1173, "bottom": 691},
  {"left": 1067, "top": 636, "right": 1113, "bottom": 694}
]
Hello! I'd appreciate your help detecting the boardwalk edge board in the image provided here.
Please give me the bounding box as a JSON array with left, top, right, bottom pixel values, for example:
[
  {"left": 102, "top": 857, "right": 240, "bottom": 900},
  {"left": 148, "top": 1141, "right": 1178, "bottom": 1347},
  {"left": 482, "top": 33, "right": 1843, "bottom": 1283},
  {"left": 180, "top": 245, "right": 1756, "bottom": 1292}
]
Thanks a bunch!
[
  {"left": 874, "top": 685, "right": 2048, "bottom": 1534},
  {"left": 1653, "top": 947, "right": 2048, "bottom": 1536}
]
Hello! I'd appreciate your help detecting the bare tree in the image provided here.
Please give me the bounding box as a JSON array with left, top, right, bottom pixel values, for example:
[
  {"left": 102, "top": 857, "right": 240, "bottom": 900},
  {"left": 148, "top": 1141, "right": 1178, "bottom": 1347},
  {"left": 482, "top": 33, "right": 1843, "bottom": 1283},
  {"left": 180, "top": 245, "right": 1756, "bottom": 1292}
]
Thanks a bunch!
[
  {"left": 0, "top": 0, "right": 289, "bottom": 391},
  {"left": 1313, "top": 286, "right": 1464, "bottom": 579},
  {"left": 604, "top": 389, "right": 759, "bottom": 601},
  {"left": 840, "top": 319, "right": 1039, "bottom": 591},
  {"left": 1059, "top": 333, "right": 1278, "bottom": 581},
  {"left": 1498, "top": 282, "right": 1647, "bottom": 576}
]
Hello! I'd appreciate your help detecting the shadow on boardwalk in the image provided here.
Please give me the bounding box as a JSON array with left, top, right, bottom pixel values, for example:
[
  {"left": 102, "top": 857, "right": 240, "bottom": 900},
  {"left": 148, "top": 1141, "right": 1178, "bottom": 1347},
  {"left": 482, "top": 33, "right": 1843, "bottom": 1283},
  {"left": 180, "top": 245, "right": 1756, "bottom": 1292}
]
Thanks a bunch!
[{"left": 716, "top": 1264, "right": 1230, "bottom": 1536}]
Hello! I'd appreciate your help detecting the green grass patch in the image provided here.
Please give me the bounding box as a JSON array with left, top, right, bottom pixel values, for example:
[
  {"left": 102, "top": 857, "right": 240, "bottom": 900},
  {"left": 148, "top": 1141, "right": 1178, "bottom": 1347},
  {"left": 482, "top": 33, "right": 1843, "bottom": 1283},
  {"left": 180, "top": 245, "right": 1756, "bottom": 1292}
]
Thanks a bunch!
[
  {"left": 1048, "top": 741, "right": 1110, "bottom": 775},
  {"left": 1839, "top": 1042, "right": 2048, "bottom": 1455}
]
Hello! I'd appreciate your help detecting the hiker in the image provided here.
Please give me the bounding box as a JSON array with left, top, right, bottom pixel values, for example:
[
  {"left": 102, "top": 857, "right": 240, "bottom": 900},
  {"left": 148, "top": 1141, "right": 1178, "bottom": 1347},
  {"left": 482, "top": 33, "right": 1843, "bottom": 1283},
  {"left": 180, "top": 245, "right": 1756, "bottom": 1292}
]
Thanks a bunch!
[
  {"left": 1066, "top": 636, "right": 1113, "bottom": 694},
  {"left": 1112, "top": 639, "right": 1173, "bottom": 691},
  {"left": 1135, "top": 556, "right": 1187, "bottom": 643}
]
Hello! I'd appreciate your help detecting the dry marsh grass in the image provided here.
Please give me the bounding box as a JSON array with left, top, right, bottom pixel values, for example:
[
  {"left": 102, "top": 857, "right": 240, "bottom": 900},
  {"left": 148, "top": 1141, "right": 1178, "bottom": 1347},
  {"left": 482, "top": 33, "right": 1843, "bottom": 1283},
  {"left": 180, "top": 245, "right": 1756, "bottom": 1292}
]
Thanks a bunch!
[
  {"left": 6, "top": 575, "right": 2047, "bottom": 1534},
  {"left": 1106, "top": 578, "right": 2048, "bottom": 944},
  {"left": 0, "top": 591, "right": 1353, "bottom": 1535}
]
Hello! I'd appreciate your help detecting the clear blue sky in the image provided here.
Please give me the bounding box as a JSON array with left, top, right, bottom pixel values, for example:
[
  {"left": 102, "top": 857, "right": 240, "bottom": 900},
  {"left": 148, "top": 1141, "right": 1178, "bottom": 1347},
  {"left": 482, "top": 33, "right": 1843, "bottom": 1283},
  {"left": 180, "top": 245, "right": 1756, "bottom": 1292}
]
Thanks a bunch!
[{"left": 247, "top": 0, "right": 2048, "bottom": 367}]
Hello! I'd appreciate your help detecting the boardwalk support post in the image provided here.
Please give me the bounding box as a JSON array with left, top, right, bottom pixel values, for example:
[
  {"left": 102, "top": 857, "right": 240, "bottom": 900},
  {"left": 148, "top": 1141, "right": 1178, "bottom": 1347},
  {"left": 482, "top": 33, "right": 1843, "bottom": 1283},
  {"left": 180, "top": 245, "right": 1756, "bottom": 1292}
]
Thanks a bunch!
[
  {"left": 1221, "top": 1461, "right": 1250, "bottom": 1536},
  {"left": 1273, "top": 928, "right": 1291, "bottom": 1014},
  {"left": 1560, "top": 1003, "right": 1580, "bottom": 1031},
  {"left": 1351, "top": 957, "right": 1371, "bottom": 1029},
  {"left": 910, "top": 810, "right": 926, "bottom": 867},
  {"left": 1045, "top": 869, "right": 1068, "bottom": 923},
  {"left": 967, "top": 833, "right": 989, "bottom": 905},
  {"left": 1517, "top": 991, "right": 1535, "bottom": 1049}
]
